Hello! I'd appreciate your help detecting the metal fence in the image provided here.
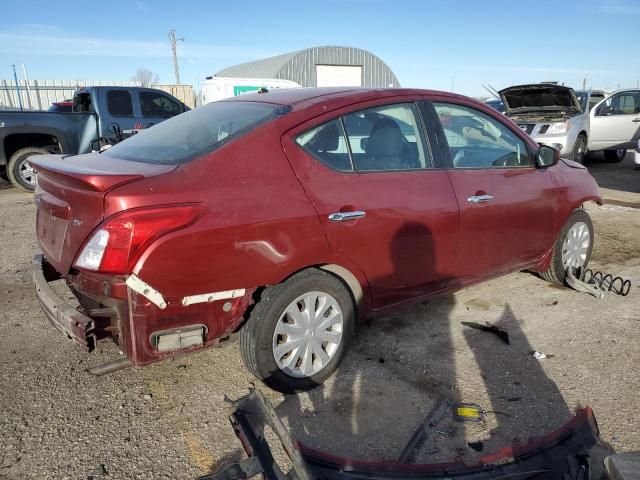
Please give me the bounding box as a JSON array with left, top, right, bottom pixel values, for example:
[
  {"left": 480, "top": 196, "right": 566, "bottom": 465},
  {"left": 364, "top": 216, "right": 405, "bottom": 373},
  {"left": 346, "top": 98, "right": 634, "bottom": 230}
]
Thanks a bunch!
[{"left": 0, "top": 80, "right": 196, "bottom": 110}]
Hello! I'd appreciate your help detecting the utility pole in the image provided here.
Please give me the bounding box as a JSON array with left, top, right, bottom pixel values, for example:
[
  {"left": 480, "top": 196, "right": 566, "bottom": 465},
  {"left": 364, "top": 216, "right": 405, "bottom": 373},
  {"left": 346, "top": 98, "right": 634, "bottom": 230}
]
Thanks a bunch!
[
  {"left": 11, "top": 64, "right": 23, "bottom": 111},
  {"left": 168, "top": 29, "right": 185, "bottom": 84}
]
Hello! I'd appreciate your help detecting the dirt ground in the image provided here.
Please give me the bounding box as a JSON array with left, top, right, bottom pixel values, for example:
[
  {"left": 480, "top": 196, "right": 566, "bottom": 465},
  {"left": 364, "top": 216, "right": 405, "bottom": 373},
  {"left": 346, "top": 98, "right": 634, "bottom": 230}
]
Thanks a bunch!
[{"left": 1, "top": 153, "right": 638, "bottom": 479}]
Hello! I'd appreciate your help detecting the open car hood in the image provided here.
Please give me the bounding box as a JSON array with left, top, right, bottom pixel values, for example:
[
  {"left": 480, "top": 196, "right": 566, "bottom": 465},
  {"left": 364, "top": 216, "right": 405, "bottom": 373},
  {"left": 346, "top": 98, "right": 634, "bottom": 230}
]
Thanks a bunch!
[
  {"left": 499, "top": 84, "right": 582, "bottom": 115},
  {"left": 198, "top": 389, "right": 599, "bottom": 480}
]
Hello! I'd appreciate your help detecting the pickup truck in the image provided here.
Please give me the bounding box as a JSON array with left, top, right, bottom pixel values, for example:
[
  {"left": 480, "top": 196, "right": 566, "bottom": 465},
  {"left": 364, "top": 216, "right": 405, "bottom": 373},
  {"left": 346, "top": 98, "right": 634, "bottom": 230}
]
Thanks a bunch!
[{"left": 0, "top": 86, "right": 188, "bottom": 190}]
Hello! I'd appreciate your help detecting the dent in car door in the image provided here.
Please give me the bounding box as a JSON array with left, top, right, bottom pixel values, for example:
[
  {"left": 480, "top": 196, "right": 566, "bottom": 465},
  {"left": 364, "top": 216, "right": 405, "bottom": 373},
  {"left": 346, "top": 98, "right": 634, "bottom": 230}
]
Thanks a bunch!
[
  {"left": 282, "top": 101, "right": 460, "bottom": 309},
  {"left": 589, "top": 90, "right": 640, "bottom": 150},
  {"left": 429, "top": 100, "right": 557, "bottom": 285}
]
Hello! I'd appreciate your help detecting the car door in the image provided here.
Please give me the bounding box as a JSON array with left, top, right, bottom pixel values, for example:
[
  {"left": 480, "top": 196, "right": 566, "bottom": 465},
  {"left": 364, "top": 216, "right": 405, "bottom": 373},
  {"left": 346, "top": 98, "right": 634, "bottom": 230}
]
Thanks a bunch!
[
  {"left": 100, "top": 88, "right": 139, "bottom": 133},
  {"left": 282, "top": 100, "right": 460, "bottom": 309},
  {"left": 427, "top": 99, "right": 557, "bottom": 286},
  {"left": 589, "top": 90, "right": 640, "bottom": 150}
]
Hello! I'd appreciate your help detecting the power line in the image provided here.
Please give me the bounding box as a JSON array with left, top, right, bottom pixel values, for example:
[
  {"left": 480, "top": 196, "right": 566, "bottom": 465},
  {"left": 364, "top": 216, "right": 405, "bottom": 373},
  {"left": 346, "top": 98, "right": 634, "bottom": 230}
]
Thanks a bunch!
[{"left": 168, "top": 29, "right": 185, "bottom": 84}]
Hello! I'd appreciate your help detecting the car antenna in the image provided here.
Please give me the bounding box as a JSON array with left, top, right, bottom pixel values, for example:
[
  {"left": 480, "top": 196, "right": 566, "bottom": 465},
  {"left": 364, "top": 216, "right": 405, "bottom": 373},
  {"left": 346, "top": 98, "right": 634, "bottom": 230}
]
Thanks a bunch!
[{"left": 257, "top": 88, "right": 269, "bottom": 94}]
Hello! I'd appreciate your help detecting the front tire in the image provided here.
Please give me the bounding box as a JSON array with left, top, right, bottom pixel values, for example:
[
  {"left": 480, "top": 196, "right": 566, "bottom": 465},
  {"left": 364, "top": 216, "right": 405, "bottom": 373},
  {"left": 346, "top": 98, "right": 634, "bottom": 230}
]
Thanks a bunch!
[
  {"left": 604, "top": 149, "right": 626, "bottom": 163},
  {"left": 7, "top": 147, "right": 48, "bottom": 191},
  {"left": 570, "top": 134, "right": 587, "bottom": 164},
  {"left": 540, "top": 209, "right": 594, "bottom": 285},
  {"left": 240, "top": 269, "right": 355, "bottom": 393}
]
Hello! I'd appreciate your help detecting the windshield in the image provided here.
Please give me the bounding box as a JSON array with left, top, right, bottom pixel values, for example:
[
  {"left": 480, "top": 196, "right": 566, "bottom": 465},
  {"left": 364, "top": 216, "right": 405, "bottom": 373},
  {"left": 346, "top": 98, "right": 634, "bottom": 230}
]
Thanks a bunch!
[
  {"left": 575, "top": 91, "right": 588, "bottom": 112},
  {"left": 103, "top": 101, "right": 290, "bottom": 164}
]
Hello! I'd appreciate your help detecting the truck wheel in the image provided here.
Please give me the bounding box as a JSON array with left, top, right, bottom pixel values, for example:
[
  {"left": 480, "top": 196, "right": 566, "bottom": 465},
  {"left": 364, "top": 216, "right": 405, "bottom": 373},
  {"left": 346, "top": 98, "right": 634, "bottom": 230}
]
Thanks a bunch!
[
  {"left": 570, "top": 134, "right": 587, "bottom": 164},
  {"left": 240, "top": 269, "right": 355, "bottom": 393},
  {"left": 7, "top": 147, "right": 48, "bottom": 191},
  {"left": 604, "top": 149, "right": 626, "bottom": 163},
  {"left": 540, "top": 209, "right": 594, "bottom": 285}
]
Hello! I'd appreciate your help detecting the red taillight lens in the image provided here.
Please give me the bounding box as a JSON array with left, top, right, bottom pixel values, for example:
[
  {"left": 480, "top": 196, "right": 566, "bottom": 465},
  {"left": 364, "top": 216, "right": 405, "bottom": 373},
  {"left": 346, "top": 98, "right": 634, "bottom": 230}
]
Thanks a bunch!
[{"left": 74, "top": 204, "right": 205, "bottom": 274}]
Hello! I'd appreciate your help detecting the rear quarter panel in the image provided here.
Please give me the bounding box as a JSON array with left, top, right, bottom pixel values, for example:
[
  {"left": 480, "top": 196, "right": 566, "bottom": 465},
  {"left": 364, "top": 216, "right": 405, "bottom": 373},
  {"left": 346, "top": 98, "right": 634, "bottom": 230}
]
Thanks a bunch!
[{"left": 105, "top": 120, "right": 365, "bottom": 303}]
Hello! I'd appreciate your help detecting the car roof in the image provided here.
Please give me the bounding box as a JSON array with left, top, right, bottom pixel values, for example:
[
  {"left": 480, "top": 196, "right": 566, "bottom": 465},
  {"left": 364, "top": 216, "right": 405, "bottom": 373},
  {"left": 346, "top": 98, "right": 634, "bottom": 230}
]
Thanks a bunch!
[{"left": 221, "top": 87, "right": 468, "bottom": 108}]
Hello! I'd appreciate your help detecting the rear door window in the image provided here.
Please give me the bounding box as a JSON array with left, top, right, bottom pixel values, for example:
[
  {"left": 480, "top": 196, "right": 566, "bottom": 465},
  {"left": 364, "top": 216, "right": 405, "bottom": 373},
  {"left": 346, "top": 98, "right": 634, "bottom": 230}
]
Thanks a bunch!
[
  {"left": 103, "top": 101, "right": 289, "bottom": 164},
  {"left": 107, "top": 90, "right": 134, "bottom": 117},
  {"left": 140, "top": 91, "right": 183, "bottom": 118},
  {"left": 343, "top": 103, "right": 429, "bottom": 171}
]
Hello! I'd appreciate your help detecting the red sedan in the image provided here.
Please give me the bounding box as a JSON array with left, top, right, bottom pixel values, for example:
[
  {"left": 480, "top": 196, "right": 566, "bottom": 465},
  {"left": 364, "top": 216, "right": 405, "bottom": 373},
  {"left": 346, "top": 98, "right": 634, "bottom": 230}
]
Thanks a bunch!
[{"left": 31, "top": 88, "right": 601, "bottom": 393}]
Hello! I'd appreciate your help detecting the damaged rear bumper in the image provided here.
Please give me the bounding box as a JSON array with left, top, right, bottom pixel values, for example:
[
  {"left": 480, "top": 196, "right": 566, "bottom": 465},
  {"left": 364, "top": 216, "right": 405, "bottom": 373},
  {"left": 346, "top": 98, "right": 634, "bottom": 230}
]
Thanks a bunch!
[
  {"left": 201, "top": 389, "right": 599, "bottom": 480},
  {"left": 32, "top": 253, "right": 97, "bottom": 351}
]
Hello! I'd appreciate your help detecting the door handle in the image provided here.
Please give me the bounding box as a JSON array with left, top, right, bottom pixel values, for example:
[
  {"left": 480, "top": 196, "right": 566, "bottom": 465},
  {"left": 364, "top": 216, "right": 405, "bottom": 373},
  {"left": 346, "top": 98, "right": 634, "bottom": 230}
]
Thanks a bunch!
[
  {"left": 467, "top": 194, "right": 494, "bottom": 204},
  {"left": 632, "top": 118, "right": 640, "bottom": 122},
  {"left": 328, "top": 211, "right": 366, "bottom": 222}
]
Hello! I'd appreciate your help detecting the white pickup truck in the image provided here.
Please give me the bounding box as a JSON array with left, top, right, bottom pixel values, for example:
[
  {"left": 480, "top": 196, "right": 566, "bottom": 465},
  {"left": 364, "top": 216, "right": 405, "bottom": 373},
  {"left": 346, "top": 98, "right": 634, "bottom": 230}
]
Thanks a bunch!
[{"left": 500, "top": 84, "right": 640, "bottom": 164}]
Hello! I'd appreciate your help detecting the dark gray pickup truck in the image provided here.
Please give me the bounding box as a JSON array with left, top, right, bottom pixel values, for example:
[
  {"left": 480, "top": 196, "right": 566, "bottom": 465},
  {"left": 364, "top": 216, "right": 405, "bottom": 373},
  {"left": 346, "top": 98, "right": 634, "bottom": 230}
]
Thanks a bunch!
[{"left": 0, "top": 86, "right": 188, "bottom": 190}]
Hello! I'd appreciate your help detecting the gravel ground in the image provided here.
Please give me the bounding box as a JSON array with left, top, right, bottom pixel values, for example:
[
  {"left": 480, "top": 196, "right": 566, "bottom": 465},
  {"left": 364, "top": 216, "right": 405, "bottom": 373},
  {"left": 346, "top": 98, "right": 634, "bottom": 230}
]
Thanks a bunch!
[{"left": 1, "top": 154, "right": 639, "bottom": 479}]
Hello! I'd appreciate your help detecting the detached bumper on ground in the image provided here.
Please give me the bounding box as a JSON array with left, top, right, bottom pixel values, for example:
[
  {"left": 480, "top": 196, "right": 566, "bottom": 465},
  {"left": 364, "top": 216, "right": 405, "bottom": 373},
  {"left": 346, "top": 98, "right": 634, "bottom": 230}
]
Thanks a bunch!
[
  {"left": 32, "top": 253, "right": 96, "bottom": 351},
  {"left": 201, "top": 389, "right": 600, "bottom": 480}
]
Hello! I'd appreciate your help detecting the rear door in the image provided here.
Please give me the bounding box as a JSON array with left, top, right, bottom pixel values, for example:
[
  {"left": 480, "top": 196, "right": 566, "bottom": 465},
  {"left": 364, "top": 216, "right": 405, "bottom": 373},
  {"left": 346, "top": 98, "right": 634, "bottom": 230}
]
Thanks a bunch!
[
  {"left": 282, "top": 100, "right": 460, "bottom": 309},
  {"left": 427, "top": 99, "right": 556, "bottom": 285},
  {"left": 589, "top": 90, "right": 640, "bottom": 150}
]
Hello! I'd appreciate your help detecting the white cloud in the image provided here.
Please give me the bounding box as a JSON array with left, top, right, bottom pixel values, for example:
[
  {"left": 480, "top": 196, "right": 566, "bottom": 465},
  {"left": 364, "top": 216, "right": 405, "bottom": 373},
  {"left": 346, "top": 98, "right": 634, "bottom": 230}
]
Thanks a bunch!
[
  {"left": 0, "top": 30, "right": 274, "bottom": 60},
  {"left": 396, "top": 62, "right": 635, "bottom": 77}
]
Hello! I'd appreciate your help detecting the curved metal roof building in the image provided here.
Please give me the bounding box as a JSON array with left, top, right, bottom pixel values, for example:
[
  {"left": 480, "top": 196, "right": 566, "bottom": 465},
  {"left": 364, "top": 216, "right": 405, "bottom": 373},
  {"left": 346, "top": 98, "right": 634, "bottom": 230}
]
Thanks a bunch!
[{"left": 215, "top": 46, "right": 400, "bottom": 88}]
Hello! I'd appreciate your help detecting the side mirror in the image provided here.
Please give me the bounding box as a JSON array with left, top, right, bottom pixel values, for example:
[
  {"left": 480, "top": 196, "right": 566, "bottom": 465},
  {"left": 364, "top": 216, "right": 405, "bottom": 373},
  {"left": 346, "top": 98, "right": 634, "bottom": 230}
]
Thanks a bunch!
[
  {"left": 537, "top": 145, "right": 559, "bottom": 168},
  {"left": 596, "top": 105, "right": 613, "bottom": 116}
]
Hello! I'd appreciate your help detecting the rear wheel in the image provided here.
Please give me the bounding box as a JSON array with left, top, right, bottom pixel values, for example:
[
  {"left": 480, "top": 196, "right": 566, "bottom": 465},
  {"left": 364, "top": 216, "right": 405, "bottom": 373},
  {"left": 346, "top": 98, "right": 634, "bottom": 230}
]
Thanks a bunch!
[
  {"left": 240, "top": 269, "right": 355, "bottom": 393},
  {"left": 604, "top": 149, "right": 626, "bottom": 163},
  {"left": 7, "top": 147, "right": 49, "bottom": 191},
  {"left": 570, "top": 134, "right": 587, "bottom": 164},
  {"left": 540, "top": 209, "right": 594, "bottom": 285}
]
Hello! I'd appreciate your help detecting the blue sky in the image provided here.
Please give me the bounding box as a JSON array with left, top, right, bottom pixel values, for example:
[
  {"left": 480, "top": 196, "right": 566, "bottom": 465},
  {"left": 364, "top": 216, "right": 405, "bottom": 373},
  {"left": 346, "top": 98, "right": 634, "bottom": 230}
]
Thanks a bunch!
[{"left": 1, "top": 0, "right": 639, "bottom": 97}]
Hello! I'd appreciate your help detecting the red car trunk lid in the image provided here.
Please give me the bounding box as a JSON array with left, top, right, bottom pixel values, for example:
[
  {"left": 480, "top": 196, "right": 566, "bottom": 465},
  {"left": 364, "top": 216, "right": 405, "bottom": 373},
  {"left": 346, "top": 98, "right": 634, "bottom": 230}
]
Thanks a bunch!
[{"left": 31, "top": 153, "right": 176, "bottom": 274}]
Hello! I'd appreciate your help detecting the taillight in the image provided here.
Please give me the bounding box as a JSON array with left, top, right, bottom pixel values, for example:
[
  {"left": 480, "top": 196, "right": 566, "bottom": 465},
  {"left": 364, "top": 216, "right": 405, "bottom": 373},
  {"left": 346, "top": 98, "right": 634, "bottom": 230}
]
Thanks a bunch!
[{"left": 74, "top": 204, "right": 205, "bottom": 274}]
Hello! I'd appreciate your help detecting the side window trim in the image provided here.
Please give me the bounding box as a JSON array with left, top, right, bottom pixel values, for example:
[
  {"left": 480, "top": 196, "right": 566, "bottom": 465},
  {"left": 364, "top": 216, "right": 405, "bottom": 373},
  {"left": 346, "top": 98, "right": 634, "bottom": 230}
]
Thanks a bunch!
[
  {"left": 338, "top": 117, "right": 355, "bottom": 171},
  {"left": 419, "top": 100, "right": 453, "bottom": 169}
]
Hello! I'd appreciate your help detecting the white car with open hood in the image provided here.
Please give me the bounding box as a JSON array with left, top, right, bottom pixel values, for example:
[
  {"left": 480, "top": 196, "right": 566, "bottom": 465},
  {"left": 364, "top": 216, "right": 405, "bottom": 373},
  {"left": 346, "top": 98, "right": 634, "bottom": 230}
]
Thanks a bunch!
[{"left": 500, "top": 84, "right": 640, "bottom": 164}]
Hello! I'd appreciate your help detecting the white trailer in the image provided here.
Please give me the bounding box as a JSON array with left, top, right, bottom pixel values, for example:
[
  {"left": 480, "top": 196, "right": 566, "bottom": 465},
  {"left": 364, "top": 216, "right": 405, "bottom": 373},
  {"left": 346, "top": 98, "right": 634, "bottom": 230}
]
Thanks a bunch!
[{"left": 198, "top": 77, "right": 301, "bottom": 105}]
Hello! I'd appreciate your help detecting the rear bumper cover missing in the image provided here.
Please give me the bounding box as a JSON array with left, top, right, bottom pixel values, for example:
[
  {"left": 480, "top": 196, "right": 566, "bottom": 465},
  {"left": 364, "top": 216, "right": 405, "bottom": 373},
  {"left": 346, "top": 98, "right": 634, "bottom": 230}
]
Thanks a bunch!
[
  {"left": 200, "top": 389, "right": 599, "bottom": 480},
  {"left": 32, "top": 253, "right": 96, "bottom": 351}
]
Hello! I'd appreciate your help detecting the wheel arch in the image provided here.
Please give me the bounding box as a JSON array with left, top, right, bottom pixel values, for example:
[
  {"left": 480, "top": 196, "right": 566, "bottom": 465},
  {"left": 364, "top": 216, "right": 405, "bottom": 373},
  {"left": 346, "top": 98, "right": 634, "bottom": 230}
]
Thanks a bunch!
[{"left": 3, "top": 132, "right": 61, "bottom": 161}]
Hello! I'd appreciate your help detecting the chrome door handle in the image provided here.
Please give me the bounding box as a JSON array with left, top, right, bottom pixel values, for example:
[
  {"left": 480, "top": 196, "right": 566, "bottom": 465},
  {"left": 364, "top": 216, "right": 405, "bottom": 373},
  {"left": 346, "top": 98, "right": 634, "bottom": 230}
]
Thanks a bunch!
[
  {"left": 467, "top": 194, "right": 494, "bottom": 204},
  {"left": 328, "top": 211, "right": 366, "bottom": 222}
]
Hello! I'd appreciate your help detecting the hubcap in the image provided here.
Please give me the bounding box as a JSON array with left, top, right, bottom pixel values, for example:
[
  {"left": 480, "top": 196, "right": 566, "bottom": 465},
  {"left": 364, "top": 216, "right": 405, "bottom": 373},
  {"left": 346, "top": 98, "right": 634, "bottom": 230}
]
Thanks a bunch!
[
  {"left": 562, "top": 221, "right": 590, "bottom": 269},
  {"left": 616, "top": 149, "right": 626, "bottom": 160},
  {"left": 576, "top": 139, "right": 585, "bottom": 162},
  {"left": 19, "top": 160, "right": 37, "bottom": 187},
  {"left": 272, "top": 291, "right": 343, "bottom": 378}
]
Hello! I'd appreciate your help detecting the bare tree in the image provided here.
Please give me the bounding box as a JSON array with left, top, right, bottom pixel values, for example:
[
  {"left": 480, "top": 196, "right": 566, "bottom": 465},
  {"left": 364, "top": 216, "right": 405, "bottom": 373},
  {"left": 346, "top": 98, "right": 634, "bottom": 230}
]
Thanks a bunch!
[{"left": 132, "top": 68, "right": 159, "bottom": 87}]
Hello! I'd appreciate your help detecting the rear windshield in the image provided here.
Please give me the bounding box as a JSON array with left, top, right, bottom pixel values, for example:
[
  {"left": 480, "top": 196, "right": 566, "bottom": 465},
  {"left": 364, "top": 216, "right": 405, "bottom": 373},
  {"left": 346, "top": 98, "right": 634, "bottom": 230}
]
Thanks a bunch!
[{"left": 103, "top": 101, "right": 289, "bottom": 164}]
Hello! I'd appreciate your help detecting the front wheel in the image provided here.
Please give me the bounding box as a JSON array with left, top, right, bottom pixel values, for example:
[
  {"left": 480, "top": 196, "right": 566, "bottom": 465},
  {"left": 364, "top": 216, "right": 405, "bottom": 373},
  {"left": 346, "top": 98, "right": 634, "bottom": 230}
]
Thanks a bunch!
[
  {"left": 570, "top": 134, "right": 588, "bottom": 164},
  {"left": 240, "top": 269, "right": 355, "bottom": 393},
  {"left": 7, "top": 147, "right": 48, "bottom": 191},
  {"left": 604, "top": 149, "right": 626, "bottom": 163},
  {"left": 540, "top": 209, "right": 594, "bottom": 285}
]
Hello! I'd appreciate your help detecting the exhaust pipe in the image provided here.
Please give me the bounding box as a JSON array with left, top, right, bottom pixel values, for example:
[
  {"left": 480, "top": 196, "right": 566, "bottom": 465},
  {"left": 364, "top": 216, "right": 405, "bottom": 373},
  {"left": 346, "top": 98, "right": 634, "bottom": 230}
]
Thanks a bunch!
[{"left": 86, "top": 358, "right": 133, "bottom": 376}]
